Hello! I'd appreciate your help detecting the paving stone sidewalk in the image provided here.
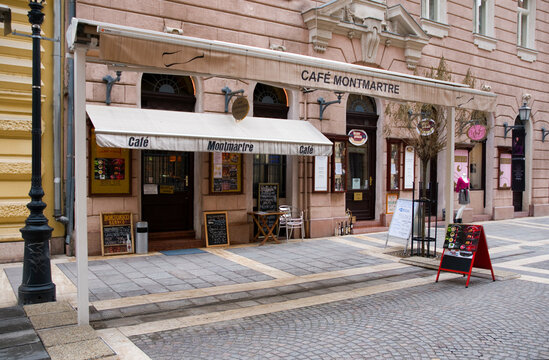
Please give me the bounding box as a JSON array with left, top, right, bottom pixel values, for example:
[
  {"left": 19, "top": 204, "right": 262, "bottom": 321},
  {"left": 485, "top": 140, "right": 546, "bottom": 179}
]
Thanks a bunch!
[{"left": 0, "top": 302, "right": 116, "bottom": 360}]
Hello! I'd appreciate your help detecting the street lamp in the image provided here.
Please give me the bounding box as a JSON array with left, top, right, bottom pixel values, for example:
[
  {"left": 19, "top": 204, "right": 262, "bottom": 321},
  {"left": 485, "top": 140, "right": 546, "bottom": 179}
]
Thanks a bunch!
[
  {"left": 518, "top": 101, "right": 531, "bottom": 123},
  {"left": 18, "top": 0, "right": 56, "bottom": 305},
  {"left": 503, "top": 101, "right": 531, "bottom": 139}
]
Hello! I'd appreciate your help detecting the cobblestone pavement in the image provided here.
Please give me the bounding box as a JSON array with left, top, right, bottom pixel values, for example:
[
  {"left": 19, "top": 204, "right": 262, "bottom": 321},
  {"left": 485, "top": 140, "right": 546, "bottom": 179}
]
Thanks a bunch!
[
  {"left": 129, "top": 278, "right": 549, "bottom": 359},
  {"left": 3, "top": 216, "right": 549, "bottom": 359}
]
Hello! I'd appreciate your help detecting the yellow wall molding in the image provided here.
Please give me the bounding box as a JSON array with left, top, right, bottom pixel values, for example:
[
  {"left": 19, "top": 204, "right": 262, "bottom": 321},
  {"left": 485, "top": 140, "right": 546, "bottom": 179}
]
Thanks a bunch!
[
  {"left": 0, "top": 118, "right": 32, "bottom": 138},
  {"left": 0, "top": 159, "right": 31, "bottom": 179},
  {"left": 0, "top": 201, "right": 29, "bottom": 223}
]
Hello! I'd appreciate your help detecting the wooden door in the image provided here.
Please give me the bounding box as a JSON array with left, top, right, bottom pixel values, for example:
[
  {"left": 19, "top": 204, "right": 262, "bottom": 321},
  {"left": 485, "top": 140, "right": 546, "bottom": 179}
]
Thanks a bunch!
[
  {"left": 141, "top": 151, "right": 194, "bottom": 233},
  {"left": 346, "top": 111, "right": 377, "bottom": 221}
]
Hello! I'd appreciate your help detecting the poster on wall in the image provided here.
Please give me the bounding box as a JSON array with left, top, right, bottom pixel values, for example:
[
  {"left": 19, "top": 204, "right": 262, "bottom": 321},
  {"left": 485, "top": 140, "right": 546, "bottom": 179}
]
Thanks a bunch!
[
  {"left": 210, "top": 153, "right": 242, "bottom": 193},
  {"left": 454, "top": 149, "right": 469, "bottom": 187},
  {"left": 498, "top": 153, "right": 511, "bottom": 189},
  {"left": 314, "top": 155, "right": 328, "bottom": 192},
  {"left": 90, "top": 129, "right": 131, "bottom": 195},
  {"left": 404, "top": 146, "right": 415, "bottom": 189},
  {"left": 386, "top": 193, "right": 398, "bottom": 214}
]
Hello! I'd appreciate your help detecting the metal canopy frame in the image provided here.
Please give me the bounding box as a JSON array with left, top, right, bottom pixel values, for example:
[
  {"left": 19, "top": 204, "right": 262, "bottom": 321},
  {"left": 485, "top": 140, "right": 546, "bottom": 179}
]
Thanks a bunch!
[{"left": 68, "top": 17, "right": 497, "bottom": 324}]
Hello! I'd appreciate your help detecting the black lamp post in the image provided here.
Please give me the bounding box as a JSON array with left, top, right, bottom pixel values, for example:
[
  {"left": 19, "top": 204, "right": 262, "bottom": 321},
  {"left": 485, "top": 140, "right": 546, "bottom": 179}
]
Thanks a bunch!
[{"left": 18, "top": 0, "right": 56, "bottom": 305}]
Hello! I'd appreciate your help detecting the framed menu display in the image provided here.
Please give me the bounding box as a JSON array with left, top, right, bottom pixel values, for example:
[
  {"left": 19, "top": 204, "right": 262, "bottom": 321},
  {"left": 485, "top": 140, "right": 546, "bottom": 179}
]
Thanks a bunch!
[
  {"left": 403, "top": 146, "right": 415, "bottom": 190},
  {"left": 210, "top": 152, "right": 242, "bottom": 194},
  {"left": 90, "top": 129, "right": 131, "bottom": 195},
  {"left": 313, "top": 155, "right": 328, "bottom": 192},
  {"left": 204, "top": 211, "right": 230, "bottom": 247},
  {"left": 498, "top": 149, "right": 511, "bottom": 189},
  {"left": 100, "top": 212, "right": 134, "bottom": 256},
  {"left": 331, "top": 138, "right": 347, "bottom": 192}
]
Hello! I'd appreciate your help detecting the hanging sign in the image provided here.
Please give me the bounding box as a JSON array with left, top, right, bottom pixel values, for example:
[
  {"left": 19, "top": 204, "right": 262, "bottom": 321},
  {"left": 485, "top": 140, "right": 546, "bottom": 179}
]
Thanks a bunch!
[
  {"left": 232, "top": 96, "right": 249, "bottom": 122},
  {"left": 348, "top": 129, "right": 368, "bottom": 146},
  {"left": 416, "top": 119, "right": 435, "bottom": 136},
  {"left": 467, "top": 124, "right": 487, "bottom": 141}
]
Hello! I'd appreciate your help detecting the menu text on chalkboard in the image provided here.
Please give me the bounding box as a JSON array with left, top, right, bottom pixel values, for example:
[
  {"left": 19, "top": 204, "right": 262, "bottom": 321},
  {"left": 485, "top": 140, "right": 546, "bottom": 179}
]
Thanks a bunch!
[
  {"left": 101, "top": 212, "right": 134, "bottom": 256},
  {"left": 258, "top": 183, "right": 279, "bottom": 234},
  {"left": 258, "top": 183, "right": 278, "bottom": 212},
  {"left": 204, "top": 211, "right": 230, "bottom": 247}
]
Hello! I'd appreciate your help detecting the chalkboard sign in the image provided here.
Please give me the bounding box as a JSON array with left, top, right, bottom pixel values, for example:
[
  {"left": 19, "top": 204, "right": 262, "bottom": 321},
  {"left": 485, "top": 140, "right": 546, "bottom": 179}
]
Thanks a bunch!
[
  {"left": 100, "top": 212, "right": 134, "bottom": 256},
  {"left": 258, "top": 183, "right": 279, "bottom": 234},
  {"left": 204, "top": 211, "right": 230, "bottom": 247},
  {"left": 258, "top": 183, "right": 278, "bottom": 212},
  {"left": 436, "top": 224, "right": 495, "bottom": 287},
  {"left": 387, "top": 199, "right": 418, "bottom": 240}
]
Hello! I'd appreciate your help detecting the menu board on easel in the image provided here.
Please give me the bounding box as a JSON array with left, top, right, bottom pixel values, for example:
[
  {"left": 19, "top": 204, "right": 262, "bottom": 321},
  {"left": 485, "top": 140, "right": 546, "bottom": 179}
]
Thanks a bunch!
[
  {"left": 436, "top": 224, "right": 495, "bottom": 287},
  {"left": 101, "top": 212, "right": 134, "bottom": 256},
  {"left": 204, "top": 211, "right": 230, "bottom": 247},
  {"left": 258, "top": 183, "right": 279, "bottom": 234}
]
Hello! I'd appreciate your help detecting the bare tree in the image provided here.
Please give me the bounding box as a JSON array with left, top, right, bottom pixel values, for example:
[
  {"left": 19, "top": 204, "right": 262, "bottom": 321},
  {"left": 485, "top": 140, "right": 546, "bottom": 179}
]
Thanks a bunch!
[{"left": 384, "top": 57, "right": 486, "bottom": 254}]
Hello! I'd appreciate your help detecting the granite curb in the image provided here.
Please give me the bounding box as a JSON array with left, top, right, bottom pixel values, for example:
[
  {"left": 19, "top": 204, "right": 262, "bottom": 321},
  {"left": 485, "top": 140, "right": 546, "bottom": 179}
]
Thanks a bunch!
[
  {"left": 400, "top": 256, "right": 521, "bottom": 281},
  {"left": 24, "top": 302, "right": 118, "bottom": 360}
]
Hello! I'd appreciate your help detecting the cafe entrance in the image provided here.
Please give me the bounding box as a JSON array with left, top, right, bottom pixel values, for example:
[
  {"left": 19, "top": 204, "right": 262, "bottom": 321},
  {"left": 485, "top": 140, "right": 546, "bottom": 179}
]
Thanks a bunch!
[
  {"left": 141, "top": 151, "right": 194, "bottom": 235},
  {"left": 140, "top": 73, "right": 198, "bottom": 249},
  {"left": 346, "top": 95, "right": 378, "bottom": 221}
]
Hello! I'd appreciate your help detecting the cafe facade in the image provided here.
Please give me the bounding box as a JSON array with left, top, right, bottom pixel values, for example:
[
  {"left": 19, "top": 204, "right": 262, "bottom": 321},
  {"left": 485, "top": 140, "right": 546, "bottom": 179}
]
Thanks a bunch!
[{"left": 66, "top": 0, "right": 549, "bottom": 258}]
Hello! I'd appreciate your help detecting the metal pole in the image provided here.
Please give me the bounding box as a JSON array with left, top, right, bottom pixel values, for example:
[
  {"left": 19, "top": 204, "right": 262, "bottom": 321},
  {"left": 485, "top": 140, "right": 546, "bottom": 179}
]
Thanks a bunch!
[
  {"left": 18, "top": 0, "right": 56, "bottom": 305},
  {"left": 74, "top": 46, "right": 89, "bottom": 325},
  {"left": 444, "top": 107, "right": 456, "bottom": 228}
]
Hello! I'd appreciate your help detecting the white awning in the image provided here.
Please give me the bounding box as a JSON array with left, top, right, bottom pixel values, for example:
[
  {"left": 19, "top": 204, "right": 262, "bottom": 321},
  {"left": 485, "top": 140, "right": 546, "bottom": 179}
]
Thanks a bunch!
[
  {"left": 68, "top": 18, "right": 497, "bottom": 112},
  {"left": 86, "top": 105, "right": 333, "bottom": 156}
]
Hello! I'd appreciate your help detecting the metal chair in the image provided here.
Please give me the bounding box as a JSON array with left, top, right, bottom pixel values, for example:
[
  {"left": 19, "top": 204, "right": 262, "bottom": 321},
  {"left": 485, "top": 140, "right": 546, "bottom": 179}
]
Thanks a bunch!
[
  {"left": 277, "top": 205, "right": 291, "bottom": 240},
  {"left": 285, "top": 206, "right": 304, "bottom": 241}
]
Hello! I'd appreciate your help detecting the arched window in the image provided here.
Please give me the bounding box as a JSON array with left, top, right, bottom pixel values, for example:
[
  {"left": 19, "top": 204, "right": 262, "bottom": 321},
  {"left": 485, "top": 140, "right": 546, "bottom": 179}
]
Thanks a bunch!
[
  {"left": 253, "top": 83, "right": 289, "bottom": 198},
  {"left": 141, "top": 74, "right": 196, "bottom": 111},
  {"left": 347, "top": 95, "right": 376, "bottom": 114}
]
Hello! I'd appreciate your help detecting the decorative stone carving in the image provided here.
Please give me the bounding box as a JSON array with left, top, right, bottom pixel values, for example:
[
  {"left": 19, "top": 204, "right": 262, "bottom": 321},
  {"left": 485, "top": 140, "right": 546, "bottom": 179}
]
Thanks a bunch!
[{"left": 302, "top": 0, "right": 430, "bottom": 69}]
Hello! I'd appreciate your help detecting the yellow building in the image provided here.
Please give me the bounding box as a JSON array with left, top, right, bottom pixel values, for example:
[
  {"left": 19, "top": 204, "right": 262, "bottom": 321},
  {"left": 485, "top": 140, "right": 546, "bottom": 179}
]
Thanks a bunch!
[{"left": 0, "top": 0, "right": 64, "bottom": 262}]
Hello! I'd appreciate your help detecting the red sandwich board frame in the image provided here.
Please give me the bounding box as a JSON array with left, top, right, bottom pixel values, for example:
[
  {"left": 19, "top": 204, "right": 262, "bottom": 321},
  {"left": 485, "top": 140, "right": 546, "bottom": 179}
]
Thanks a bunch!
[{"left": 436, "top": 224, "right": 495, "bottom": 288}]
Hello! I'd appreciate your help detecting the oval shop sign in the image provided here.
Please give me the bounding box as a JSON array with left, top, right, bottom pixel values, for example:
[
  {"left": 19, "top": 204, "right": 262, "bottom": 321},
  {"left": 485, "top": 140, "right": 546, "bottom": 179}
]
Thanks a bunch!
[
  {"left": 416, "top": 118, "right": 435, "bottom": 136},
  {"left": 348, "top": 129, "right": 368, "bottom": 146},
  {"left": 467, "top": 124, "right": 487, "bottom": 141}
]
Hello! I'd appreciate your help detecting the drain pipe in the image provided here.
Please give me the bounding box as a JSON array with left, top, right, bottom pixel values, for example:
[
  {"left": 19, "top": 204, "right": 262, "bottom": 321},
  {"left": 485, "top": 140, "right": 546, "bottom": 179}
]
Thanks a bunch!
[
  {"left": 63, "top": 0, "right": 76, "bottom": 251},
  {"left": 53, "top": 0, "right": 65, "bottom": 221}
]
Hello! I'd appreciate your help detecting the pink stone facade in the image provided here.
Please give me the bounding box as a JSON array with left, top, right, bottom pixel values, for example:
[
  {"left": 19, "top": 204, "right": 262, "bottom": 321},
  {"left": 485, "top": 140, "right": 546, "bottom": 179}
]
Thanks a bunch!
[{"left": 73, "top": 0, "right": 549, "bottom": 255}]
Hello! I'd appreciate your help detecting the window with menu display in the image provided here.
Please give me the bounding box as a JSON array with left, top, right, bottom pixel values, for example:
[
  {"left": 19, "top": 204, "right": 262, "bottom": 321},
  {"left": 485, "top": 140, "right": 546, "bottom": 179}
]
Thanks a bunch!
[
  {"left": 387, "top": 140, "right": 402, "bottom": 191},
  {"left": 210, "top": 153, "right": 242, "bottom": 194},
  {"left": 332, "top": 140, "right": 347, "bottom": 192}
]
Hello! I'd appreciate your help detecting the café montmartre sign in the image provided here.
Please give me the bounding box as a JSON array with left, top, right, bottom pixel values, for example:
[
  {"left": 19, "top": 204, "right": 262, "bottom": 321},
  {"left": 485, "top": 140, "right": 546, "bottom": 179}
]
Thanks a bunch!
[
  {"left": 97, "top": 34, "right": 495, "bottom": 111},
  {"left": 301, "top": 70, "right": 400, "bottom": 95}
]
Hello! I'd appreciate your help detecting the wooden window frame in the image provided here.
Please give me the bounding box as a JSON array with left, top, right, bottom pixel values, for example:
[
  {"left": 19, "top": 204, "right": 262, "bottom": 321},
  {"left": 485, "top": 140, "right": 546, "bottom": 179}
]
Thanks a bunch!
[
  {"left": 498, "top": 147, "right": 512, "bottom": 190},
  {"left": 328, "top": 135, "right": 348, "bottom": 193}
]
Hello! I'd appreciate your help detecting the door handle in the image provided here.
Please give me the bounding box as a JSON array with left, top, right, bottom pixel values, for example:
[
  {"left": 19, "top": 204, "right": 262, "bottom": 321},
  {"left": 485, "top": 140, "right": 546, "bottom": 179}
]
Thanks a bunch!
[
  {"left": 185, "top": 175, "right": 188, "bottom": 187},
  {"left": 369, "top": 176, "right": 373, "bottom": 186}
]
